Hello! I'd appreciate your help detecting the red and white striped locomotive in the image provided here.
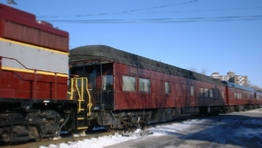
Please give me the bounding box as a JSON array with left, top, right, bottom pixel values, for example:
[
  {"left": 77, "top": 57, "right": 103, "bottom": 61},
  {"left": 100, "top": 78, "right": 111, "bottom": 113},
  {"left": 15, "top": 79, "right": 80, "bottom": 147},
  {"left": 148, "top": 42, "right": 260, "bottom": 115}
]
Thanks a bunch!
[
  {"left": 0, "top": 3, "right": 261, "bottom": 143},
  {"left": 0, "top": 4, "right": 74, "bottom": 143}
]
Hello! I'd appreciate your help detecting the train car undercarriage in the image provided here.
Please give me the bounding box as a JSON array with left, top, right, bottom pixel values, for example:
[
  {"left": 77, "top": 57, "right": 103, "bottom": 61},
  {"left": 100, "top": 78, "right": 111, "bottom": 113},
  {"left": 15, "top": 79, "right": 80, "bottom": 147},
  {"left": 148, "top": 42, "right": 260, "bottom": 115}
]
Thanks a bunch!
[
  {"left": 0, "top": 100, "right": 76, "bottom": 143},
  {"left": 85, "top": 104, "right": 261, "bottom": 133},
  {"left": 0, "top": 99, "right": 260, "bottom": 144}
]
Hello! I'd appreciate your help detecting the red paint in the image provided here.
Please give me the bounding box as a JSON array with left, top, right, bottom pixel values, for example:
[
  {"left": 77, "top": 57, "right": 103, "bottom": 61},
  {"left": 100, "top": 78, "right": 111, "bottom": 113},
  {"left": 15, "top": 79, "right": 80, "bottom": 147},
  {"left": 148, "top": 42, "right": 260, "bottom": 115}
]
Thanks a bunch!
[
  {"left": 0, "top": 4, "right": 35, "bottom": 20},
  {"left": 113, "top": 63, "right": 227, "bottom": 110},
  {"left": 227, "top": 87, "right": 256, "bottom": 106},
  {"left": 0, "top": 70, "right": 67, "bottom": 100},
  {"left": 0, "top": 4, "right": 69, "bottom": 52},
  {"left": 0, "top": 56, "right": 2, "bottom": 90}
]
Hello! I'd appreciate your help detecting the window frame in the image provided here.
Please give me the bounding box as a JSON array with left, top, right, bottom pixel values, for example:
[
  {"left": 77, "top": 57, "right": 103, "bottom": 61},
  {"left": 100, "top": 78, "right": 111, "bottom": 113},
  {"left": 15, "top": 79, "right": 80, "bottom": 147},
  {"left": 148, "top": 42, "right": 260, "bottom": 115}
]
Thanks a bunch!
[
  {"left": 190, "top": 86, "right": 194, "bottom": 96},
  {"left": 139, "top": 78, "right": 150, "bottom": 93},
  {"left": 209, "top": 89, "right": 213, "bottom": 98},
  {"left": 200, "top": 88, "right": 204, "bottom": 97},
  {"left": 165, "top": 82, "right": 170, "bottom": 95},
  {"left": 204, "top": 88, "right": 209, "bottom": 97},
  {"left": 122, "top": 75, "right": 136, "bottom": 92}
]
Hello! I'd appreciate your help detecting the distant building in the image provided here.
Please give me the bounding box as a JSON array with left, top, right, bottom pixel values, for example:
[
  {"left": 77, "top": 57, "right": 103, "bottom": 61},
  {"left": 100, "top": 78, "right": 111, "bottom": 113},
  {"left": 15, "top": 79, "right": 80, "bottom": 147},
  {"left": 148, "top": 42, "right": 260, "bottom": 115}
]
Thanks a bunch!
[{"left": 211, "top": 71, "right": 248, "bottom": 86}]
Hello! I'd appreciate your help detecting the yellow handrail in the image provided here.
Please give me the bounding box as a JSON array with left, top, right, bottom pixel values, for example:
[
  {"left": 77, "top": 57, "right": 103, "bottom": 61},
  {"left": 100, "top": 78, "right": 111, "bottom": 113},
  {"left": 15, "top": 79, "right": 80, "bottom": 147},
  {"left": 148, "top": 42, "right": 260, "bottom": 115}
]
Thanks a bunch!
[
  {"left": 69, "top": 77, "right": 92, "bottom": 115},
  {"left": 84, "top": 77, "right": 92, "bottom": 116}
]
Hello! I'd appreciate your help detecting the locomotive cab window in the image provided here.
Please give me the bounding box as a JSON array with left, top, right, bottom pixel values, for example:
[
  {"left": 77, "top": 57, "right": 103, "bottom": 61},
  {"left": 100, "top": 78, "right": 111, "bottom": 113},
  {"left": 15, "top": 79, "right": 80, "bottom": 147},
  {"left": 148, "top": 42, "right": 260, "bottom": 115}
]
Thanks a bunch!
[
  {"left": 139, "top": 78, "right": 150, "bottom": 92},
  {"left": 123, "top": 76, "right": 136, "bottom": 92}
]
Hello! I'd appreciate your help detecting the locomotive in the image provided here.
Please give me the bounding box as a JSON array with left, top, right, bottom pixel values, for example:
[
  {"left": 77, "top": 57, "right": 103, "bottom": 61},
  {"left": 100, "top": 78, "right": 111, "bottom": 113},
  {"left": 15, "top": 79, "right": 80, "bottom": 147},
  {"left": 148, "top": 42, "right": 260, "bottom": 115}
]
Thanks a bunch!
[{"left": 0, "top": 3, "right": 261, "bottom": 143}]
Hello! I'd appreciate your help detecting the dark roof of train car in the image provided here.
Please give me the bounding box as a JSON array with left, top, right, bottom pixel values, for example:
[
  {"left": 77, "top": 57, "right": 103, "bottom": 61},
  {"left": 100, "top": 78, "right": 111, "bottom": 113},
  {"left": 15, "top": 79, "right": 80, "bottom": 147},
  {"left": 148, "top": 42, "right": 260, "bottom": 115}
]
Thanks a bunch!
[
  {"left": 70, "top": 45, "right": 225, "bottom": 86},
  {"left": 223, "top": 81, "right": 256, "bottom": 92}
]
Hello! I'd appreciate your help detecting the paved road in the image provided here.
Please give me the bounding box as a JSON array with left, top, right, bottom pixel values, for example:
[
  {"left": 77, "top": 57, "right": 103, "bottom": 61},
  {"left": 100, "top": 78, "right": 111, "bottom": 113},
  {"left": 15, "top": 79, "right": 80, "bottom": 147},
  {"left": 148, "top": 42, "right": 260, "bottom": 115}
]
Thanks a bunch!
[{"left": 106, "top": 109, "right": 262, "bottom": 148}]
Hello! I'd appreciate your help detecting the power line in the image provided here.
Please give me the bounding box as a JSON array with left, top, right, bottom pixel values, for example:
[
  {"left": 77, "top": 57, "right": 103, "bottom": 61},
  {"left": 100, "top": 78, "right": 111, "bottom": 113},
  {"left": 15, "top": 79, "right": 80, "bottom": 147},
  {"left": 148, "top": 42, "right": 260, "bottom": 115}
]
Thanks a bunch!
[
  {"left": 37, "top": 4, "right": 176, "bottom": 18},
  {"left": 139, "top": 7, "right": 262, "bottom": 15},
  {"left": 37, "top": 6, "right": 262, "bottom": 19},
  {"left": 44, "top": 15, "right": 262, "bottom": 24},
  {"left": 37, "top": 0, "right": 198, "bottom": 19}
]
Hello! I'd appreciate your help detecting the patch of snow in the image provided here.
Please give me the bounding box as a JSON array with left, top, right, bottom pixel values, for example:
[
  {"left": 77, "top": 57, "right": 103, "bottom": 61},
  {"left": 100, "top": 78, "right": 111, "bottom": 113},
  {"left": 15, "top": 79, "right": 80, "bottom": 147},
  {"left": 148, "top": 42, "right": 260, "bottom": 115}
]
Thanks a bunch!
[{"left": 40, "top": 131, "right": 145, "bottom": 148}]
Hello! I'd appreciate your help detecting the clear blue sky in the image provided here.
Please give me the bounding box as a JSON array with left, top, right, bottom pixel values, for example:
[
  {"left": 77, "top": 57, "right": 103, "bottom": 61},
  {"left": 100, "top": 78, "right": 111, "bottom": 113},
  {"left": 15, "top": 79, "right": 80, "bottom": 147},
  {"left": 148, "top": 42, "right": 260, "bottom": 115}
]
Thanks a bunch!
[{"left": 2, "top": 0, "right": 262, "bottom": 87}]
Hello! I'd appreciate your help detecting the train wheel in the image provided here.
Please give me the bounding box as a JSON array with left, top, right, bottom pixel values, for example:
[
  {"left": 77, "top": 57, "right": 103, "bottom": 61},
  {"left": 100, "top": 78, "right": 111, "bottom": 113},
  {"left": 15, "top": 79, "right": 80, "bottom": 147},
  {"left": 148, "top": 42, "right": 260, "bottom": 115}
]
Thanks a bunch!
[
  {"left": 106, "top": 125, "right": 114, "bottom": 132},
  {"left": 121, "top": 120, "right": 132, "bottom": 132},
  {"left": 32, "top": 126, "right": 40, "bottom": 141}
]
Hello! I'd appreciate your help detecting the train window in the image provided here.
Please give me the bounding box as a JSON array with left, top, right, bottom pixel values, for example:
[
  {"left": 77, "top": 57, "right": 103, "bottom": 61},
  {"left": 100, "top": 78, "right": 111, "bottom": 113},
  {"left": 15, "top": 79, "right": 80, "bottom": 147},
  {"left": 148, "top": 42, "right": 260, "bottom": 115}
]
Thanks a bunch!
[
  {"left": 209, "top": 89, "right": 213, "bottom": 98},
  {"left": 122, "top": 76, "right": 136, "bottom": 92},
  {"left": 234, "top": 93, "right": 242, "bottom": 99},
  {"left": 102, "top": 75, "right": 113, "bottom": 90},
  {"left": 204, "top": 88, "right": 209, "bottom": 97},
  {"left": 190, "top": 86, "right": 194, "bottom": 96},
  {"left": 139, "top": 78, "right": 150, "bottom": 92},
  {"left": 213, "top": 89, "right": 216, "bottom": 98},
  {"left": 200, "top": 88, "right": 203, "bottom": 97},
  {"left": 234, "top": 93, "right": 237, "bottom": 98},
  {"left": 165, "top": 82, "right": 170, "bottom": 94},
  {"left": 89, "top": 70, "right": 97, "bottom": 89},
  {"left": 221, "top": 91, "right": 224, "bottom": 98}
]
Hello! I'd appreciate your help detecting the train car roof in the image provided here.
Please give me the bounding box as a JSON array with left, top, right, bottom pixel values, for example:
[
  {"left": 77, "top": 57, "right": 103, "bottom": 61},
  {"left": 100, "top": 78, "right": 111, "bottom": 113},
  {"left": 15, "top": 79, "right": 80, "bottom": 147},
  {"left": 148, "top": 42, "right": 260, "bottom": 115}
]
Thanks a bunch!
[
  {"left": 223, "top": 81, "right": 255, "bottom": 92},
  {"left": 70, "top": 45, "right": 225, "bottom": 86}
]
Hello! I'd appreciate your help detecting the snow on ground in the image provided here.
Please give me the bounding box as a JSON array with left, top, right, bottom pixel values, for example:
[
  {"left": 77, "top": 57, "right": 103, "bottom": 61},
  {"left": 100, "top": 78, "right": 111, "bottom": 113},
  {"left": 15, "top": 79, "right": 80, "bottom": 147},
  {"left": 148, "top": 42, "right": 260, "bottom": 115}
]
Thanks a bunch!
[
  {"left": 39, "top": 120, "right": 197, "bottom": 148},
  {"left": 39, "top": 109, "right": 262, "bottom": 148},
  {"left": 39, "top": 129, "right": 149, "bottom": 148},
  {"left": 39, "top": 119, "right": 210, "bottom": 148}
]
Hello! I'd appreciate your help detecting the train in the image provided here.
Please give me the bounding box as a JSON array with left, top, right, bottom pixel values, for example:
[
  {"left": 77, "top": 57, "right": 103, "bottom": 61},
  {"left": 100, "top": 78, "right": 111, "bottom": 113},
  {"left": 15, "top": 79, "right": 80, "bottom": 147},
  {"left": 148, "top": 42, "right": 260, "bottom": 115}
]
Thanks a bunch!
[{"left": 0, "top": 3, "right": 261, "bottom": 143}]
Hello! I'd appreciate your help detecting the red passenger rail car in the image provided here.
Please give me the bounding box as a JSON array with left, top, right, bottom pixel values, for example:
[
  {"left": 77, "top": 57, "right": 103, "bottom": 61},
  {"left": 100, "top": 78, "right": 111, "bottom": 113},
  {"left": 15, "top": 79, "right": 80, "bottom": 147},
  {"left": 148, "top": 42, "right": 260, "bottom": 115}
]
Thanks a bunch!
[
  {"left": 224, "top": 82, "right": 258, "bottom": 112},
  {"left": 69, "top": 45, "right": 260, "bottom": 131},
  {"left": 255, "top": 91, "right": 262, "bottom": 106}
]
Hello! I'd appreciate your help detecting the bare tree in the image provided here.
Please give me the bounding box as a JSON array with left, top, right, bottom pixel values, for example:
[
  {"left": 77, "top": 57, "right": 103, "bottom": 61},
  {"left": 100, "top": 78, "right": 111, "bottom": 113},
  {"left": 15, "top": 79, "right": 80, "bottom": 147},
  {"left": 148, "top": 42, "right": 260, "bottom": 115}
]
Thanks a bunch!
[
  {"left": 200, "top": 68, "right": 208, "bottom": 75},
  {"left": 189, "top": 66, "right": 198, "bottom": 72},
  {"left": 7, "top": 0, "right": 17, "bottom": 5},
  {"left": 189, "top": 66, "right": 208, "bottom": 76}
]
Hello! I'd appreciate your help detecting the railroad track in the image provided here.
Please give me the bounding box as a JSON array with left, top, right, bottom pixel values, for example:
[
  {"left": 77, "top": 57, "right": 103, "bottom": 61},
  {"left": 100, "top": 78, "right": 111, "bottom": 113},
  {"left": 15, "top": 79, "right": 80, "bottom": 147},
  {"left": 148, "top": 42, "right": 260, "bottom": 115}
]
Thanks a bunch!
[
  {"left": 0, "top": 122, "right": 171, "bottom": 148},
  {"left": 0, "top": 113, "right": 242, "bottom": 148},
  {"left": 0, "top": 129, "right": 116, "bottom": 148}
]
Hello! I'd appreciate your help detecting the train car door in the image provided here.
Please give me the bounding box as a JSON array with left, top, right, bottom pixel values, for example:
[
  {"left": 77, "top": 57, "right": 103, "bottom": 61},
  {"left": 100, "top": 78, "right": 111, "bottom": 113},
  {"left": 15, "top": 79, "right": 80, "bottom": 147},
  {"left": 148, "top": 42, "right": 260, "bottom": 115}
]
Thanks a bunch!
[
  {"left": 93, "top": 62, "right": 114, "bottom": 110},
  {"left": 101, "top": 73, "right": 114, "bottom": 110}
]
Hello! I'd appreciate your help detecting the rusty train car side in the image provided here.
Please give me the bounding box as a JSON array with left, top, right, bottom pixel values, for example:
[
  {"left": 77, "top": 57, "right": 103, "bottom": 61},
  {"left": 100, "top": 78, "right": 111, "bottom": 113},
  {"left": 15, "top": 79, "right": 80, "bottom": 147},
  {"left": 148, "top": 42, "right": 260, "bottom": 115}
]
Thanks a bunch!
[{"left": 69, "top": 45, "right": 261, "bottom": 131}]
